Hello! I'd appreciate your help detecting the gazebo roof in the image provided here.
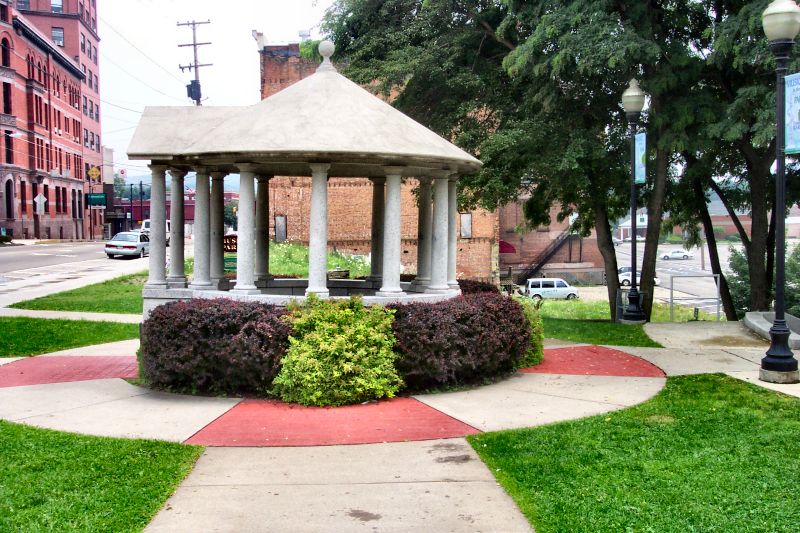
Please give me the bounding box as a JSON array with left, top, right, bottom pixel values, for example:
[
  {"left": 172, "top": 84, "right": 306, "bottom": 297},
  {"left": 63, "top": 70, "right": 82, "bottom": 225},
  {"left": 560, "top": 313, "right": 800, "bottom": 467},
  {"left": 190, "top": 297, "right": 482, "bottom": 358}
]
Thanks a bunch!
[{"left": 128, "top": 42, "right": 481, "bottom": 178}]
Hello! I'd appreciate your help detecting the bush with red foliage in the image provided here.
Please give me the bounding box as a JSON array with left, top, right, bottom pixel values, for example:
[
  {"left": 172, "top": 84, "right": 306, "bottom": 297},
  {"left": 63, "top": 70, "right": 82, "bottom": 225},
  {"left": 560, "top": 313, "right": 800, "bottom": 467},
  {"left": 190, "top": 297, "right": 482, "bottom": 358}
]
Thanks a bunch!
[
  {"left": 389, "top": 292, "right": 530, "bottom": 391},
  {"left": 457, "top": 279, "right": 500, "bottom": 294},
  {"left": 139, "top": 299, "right": 292, "bottom": 396}
]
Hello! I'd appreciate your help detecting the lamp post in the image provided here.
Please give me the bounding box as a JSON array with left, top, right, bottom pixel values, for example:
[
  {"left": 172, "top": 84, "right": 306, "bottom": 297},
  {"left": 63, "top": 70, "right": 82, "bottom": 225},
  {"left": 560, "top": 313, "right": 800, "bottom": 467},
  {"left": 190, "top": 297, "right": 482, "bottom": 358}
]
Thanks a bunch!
[
  {"left": 761, "top": 0, "right": 800, "bottom": 384},
  {"left": 620, "top": 78, "right": 647, "bottom": 324}
]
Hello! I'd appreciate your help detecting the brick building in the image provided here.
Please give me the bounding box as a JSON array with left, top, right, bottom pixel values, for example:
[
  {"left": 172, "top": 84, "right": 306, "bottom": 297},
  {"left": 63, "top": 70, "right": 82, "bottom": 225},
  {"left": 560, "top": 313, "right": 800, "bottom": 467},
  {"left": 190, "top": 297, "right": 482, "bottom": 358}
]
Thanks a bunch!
[
  {"left": 257, "top": 41, "right": 500, "bottom": 281},
  {"left": 17, "top": 0, "right": 104, "bottom": 240},
  {"left": 0, "top": 1, "right": 88, "bottom": 239}
]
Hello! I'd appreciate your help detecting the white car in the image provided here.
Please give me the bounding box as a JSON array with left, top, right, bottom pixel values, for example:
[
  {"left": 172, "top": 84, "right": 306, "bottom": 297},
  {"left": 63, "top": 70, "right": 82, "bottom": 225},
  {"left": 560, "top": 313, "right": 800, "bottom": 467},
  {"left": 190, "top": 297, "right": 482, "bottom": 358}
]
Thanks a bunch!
[
  {"left": 523, "top": 278, "right": 579, "bottom": 300},
  {"left": 105, "top": 231, "right": 150, "bottom": 259},
  {"left": 662, "top": 249, "right": 694, "bottom": 260},
  {"left": 619, "top": 272, "right": 660, "bottom": 287}
]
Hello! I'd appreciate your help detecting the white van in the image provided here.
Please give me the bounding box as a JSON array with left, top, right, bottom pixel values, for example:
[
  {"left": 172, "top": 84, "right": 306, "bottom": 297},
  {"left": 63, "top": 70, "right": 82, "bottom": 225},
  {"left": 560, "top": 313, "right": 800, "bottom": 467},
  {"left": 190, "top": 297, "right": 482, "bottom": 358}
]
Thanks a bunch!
[
  {"left": 524, "top": 278, "right": 579, "bottom": 300},
  {"left": 140, "top": 219, "right": 171, "bottom": 246}
]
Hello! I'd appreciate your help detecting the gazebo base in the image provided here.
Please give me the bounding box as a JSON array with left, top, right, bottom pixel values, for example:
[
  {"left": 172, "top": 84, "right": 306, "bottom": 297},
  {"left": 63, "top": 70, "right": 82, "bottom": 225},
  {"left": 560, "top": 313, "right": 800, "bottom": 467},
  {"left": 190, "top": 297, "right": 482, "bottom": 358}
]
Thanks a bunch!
[{"left": 142, "top": 279, "right": 461, "bottom": 320}]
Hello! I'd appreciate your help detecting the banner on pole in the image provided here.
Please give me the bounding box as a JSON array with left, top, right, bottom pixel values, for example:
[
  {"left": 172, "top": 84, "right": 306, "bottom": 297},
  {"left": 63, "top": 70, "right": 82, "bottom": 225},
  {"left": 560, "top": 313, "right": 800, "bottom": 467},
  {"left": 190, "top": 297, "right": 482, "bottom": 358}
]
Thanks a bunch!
[
  {"left": 785, "top": 73, "right": 800, "bottom": 154},
  {"left": 635, "top": 132, "right": 646, "bottom": 184}
]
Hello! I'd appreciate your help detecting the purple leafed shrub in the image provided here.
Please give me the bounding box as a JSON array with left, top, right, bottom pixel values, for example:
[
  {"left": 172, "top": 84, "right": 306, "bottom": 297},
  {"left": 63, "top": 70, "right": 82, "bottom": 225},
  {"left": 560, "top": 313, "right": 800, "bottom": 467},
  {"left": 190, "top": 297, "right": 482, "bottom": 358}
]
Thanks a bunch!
[
  {"left": 457, "top": 279, "right": 500, "bottom": 294},
  {"left": 389, "top": 292, "right": 530, "bottom": 391},
  {"left": 139, "top": 299, "right": 292, "bottom": 395}
]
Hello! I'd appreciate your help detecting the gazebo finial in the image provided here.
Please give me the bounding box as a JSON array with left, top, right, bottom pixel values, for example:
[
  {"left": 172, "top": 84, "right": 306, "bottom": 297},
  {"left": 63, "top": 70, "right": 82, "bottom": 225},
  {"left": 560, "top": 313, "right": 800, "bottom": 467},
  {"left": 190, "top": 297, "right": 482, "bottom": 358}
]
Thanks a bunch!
[{"left": 316, "top": 40, "right": 336, "bottom": 73}]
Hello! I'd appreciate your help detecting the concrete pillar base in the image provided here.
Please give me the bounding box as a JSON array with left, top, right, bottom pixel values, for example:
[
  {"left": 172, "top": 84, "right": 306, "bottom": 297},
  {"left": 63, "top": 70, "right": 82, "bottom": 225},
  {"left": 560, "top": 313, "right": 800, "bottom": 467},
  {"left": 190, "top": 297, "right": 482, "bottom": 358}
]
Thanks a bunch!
[
  {"left": 211, "top": 278, "right": 231, "bottom": 291},
  {"left": 448, "top": 282, "right": 460, "bottom": 290},
  {"left": 145, "top": 281, "right": 168, "bottom": 290},
  {"left": 232, "top": 287, "right": 261, "bottom": 295},
  {"left": 255, "top": 276, "right": 274, "bottom": 288},
  {"left": 376, "top": 290, "right": 406, "bottom": 298},
  {"left": 305, "top": 289, "right": 330, "bottom": 298},
  {"left": 619, "top": 318, "right": 646, "bottom": 325},
  {"left": 188, "top": 281, "right": 214, "bottom": 290},
  {"left": 409, "top": 277, "right": 430, "bottom": 293},
  {"left": 759, "top": 368, "right": 800, "bottom": 384},
  {"left": 166, "top": 277, "right": 187, "bottom": 289},
  {"left": 424, "top": 286, "right": 450, "bottom": 295}
]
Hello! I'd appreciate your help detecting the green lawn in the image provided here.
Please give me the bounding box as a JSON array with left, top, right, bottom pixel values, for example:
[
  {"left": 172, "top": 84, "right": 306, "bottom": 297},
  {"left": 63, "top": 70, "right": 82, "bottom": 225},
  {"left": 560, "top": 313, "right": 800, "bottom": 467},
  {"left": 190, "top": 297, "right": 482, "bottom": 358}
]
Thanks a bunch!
[
  {"left": 11, "top": 243, "right": 370, "bottom": 315},
  {"left": 469, "top": 374, "right": 800, "bottom": 532},
  {"left": 11, "top": 272, "right": 149, "bottom": 314},
  {"left": 0, "top": 317, "right": 139, "bottom": 357},
  {"left": 539, "top": 299, "right": 716, "bottom": 347},
  {"left": 0, "top": 421, "right": 202, "bottom": 532}
]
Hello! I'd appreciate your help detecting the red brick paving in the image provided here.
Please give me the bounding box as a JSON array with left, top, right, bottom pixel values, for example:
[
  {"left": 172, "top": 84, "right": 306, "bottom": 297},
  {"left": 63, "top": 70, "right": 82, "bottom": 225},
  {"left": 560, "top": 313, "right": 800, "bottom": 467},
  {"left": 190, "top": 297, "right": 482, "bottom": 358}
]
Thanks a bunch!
[
  {"left": 186, "top": 397, "right": 480, "bottom": 447},
  {"left": 0, "top": 356, "right": 138, "bottom": 387},
  {"left": 520, "top": 345, "right": 665, "bottom": 378}
]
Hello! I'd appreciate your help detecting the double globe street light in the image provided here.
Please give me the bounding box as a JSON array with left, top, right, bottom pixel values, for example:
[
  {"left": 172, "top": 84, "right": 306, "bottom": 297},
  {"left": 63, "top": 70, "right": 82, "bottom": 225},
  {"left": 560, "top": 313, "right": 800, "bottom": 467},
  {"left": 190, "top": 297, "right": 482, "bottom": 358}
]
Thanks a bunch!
[
  {"left": 761, "top": 0, "right": 800, "bottom": 384},
  {"left": 620, "top": 78, "right": 647, "bottom": 324}
]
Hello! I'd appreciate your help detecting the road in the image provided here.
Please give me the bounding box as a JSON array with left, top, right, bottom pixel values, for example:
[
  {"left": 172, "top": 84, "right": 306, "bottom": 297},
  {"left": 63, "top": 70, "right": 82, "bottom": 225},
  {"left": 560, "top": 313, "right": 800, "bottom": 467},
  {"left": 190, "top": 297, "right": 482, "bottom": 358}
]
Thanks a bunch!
[{"left": 0, "top": 242, "right": 108, "bottom": 273}]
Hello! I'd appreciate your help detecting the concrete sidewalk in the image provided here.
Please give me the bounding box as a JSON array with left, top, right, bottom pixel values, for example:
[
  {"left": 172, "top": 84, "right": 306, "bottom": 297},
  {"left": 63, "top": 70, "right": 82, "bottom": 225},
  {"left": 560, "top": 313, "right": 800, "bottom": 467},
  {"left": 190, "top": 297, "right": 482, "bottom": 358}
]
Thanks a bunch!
[{"left": 0, "top": 307, "right": 141, "bottom": 324}]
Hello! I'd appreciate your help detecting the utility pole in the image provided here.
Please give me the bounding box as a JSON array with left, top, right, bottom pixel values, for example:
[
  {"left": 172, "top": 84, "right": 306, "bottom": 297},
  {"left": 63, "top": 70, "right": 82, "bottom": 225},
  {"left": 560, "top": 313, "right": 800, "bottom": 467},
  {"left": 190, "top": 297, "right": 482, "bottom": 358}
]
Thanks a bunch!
[
  {"left": 129, "top": 183, "right": 134, "bottom": 230},
  {"left": 139, "top": 181, "right": 144, "bottom": 224},
  {"left": 177, "top": 20, "right": 212, "bottom": 106}
]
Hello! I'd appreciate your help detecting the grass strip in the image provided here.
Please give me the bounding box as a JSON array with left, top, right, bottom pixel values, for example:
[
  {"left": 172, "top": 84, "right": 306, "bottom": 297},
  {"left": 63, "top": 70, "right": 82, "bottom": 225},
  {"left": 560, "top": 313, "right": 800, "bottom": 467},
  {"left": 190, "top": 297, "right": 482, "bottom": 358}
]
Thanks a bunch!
[
  {"left": 0, "top": 421, "right": 202, "bottom": 532},
  {"left": 469, "top": 374, "right": 800, "bottom": 532},
  {"left": 10, "top": 272, "right": 148, "bottom": 314},
  {"left": 0, "top": 317, "right": 139, "bottom": 357}
]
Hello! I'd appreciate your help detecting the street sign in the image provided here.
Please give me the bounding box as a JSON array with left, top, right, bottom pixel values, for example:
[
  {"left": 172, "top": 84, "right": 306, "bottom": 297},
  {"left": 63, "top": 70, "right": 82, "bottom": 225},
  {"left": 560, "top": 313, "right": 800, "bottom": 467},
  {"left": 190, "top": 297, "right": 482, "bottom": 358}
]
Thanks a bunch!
[
  {"left": 88, "top": 166, "right": 101, "bottom": 180},
  {"left": 86, "top": 192, "right": 106, "bottom": 206},
  {"left": 33, "top": 193, "right": 46, "bottom": 215},
  {"left": 119, "top": 168, "right": 127, "bottom": 178},
  {"left": 634, "top": 132, "right": 646, "bottom": 184}
]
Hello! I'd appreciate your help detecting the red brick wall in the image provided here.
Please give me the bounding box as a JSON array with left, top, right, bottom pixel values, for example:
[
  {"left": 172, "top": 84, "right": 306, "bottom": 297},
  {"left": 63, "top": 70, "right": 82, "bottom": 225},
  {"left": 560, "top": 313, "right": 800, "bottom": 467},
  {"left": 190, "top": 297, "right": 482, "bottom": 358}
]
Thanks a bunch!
[
  {"left": 498, "top": 202, "right": 604, "bottom": 273},
  {"left": 259, "top": 44, "right": 317, "bottom": 99}
]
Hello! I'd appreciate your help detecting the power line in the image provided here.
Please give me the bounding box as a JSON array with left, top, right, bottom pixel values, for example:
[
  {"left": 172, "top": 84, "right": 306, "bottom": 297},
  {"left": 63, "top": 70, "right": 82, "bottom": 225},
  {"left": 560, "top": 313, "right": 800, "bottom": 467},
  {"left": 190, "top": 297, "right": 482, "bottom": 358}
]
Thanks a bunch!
[
  {"left": 98, "top": 15, "right": 187, "bottom": 87},
  {"left": 101, "top": 52, "right": 186, "bottom": 103}
]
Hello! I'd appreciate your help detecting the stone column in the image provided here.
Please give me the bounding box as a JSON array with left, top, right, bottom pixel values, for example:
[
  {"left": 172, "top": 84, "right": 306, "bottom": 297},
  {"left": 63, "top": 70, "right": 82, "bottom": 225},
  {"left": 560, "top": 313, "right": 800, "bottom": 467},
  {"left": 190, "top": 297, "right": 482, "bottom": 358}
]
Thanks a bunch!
[
  {"left": 367, "top": 177, "right": 385, "bottom": 285},
  {"left": 167, "top": 169, "right": 187, "bottom": 288},
  {"left": 145, "top": 164, "right": 168, "bottom": 289},
  {"left": 189, "top": 167, "right": 212, "bottom": 289},
  {"left": 255, "top": 175, "right": 272, "bottom": 286},
  {"left": 411, "top": 177, "right": 432, "bottom": 292},
  {"left": 306, "top": 163, "right": 330, "bottom": 297},
  {"left": 209, "top": 172, "right": 227, "bottom": 289},
  {"left": 377, "top": 167, "right": 405, "bottom": 297},
  {"left": 447, "top": 176, "right": 459, "bottom": 290},
  {"left": 427, "top": 175, "right": 450, "bottom": 293},
  {"left": 233, "top": 164, "right": 258, "bottom": 294}
]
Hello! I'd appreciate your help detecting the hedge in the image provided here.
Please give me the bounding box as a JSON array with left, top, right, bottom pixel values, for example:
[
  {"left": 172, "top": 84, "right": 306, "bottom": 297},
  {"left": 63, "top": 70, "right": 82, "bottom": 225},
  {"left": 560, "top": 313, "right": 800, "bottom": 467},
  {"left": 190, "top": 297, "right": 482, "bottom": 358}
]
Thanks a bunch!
[
  {"left": 139, "top": 299, "right": 291, "bottom": 395},
  {"left": 390, "top": 292, "right": 531, "bottom": 391}
]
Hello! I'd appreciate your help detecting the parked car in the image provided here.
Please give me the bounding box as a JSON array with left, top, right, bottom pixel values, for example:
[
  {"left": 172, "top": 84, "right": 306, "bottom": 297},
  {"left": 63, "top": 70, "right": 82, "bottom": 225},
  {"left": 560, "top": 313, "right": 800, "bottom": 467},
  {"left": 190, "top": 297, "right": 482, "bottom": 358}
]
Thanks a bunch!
[
  {"left": 523, "top": 277, "right": 579, "bottom": 300},
  {"left": 619, "top": 271, "right": 660, "bottom": 287},
  {"left": 661, "top": 249, "right": 694, "bottom": 260},
  {"left": 140, "top": 219, "right": 170, "bottom": 246},
  {"left": 612, "top": 236, "right": 623, "bottom": 246},
  {"left": 105, "top": 231, "right": 150, "bottom": 259}
]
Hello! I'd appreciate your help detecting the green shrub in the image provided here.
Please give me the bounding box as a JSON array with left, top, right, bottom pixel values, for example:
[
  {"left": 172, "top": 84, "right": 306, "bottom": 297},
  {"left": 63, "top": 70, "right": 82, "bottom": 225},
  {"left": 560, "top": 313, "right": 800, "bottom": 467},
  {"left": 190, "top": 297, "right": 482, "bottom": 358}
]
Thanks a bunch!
[
  {"left": 727, "top": 244, "right": 800, "bottom": 319},
  {"left": 272, "top": 296, "right": 402, "bottom": 406},
  {"left": 726, "top": 234, "right": 742, "bottom": 242},
  {"left": 0, "top": 234, "right": 12, "bottom": 244},
  {"left": 514, "top": 296, "right": 545, "bottom": 367}
]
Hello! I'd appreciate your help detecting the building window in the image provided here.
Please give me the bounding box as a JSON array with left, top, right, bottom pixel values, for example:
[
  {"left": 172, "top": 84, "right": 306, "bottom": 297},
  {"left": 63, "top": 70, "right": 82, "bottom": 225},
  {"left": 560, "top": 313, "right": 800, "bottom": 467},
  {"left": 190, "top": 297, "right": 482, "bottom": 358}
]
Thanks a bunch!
[
  {"left": 17, "top": 0, "right": 29, "bottom": 10},
  {"left": 71, "top": 189, "right": 76, "bottom": 218},
  {"left": 20, "top": 180, "right": 26, "bottom": 214},
  {"left": 0, "top": 5, "right": 7, "bottom": 23},
  {"left": 87, "top": 70, "right": 92, "bottom": 89},
  {"left": 83, "top": 128, "right": 88, "bottom": 147},
  {"left": 460, "top": 212, "right": 473, "bottom": 239},
  {"left": 275, "top": 215, "right": 287, "bottom": 242},
  {"left": 51, "top": 27, "right": 65, "bottom": 47},
  {"left": 5, "top": 179, "right": 13, "bottom": 219},
  {"left": 55, "top": 186, "right": 60, "bottom": 213},
  {"left": 4, "top": 130, "right": 12, "bottom": 164},
  {"left": 81, "top": 64, "right": 86, "bottom": 82},
  {"left": 51, "top": 0, "right": 63, "bottom": 13},
  {"left": 82, "top": 95, "right": 87, "bottom": 115},
  {"left": 43, "top": 184, "right": 49, "bottom": 213},
  {"left": 1, "top": 38, "right": 9, "bottom": 67},
  {"left": 3, "top": 83, "right": 11, "bottom": 114},
  {"left": 92, "top": 45, "right": 97, "bottom": 64},
  {"left": 61, "top": 187, "right": 67, "bottom": 215}
]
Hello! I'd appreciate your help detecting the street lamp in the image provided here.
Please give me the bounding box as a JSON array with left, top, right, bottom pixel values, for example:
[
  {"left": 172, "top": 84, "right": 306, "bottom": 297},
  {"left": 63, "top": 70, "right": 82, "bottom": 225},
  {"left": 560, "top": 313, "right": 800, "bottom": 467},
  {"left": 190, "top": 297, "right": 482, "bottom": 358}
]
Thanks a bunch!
[
  {"left": 620, "top": 78, "right": 647, "bottom": 324},
  {"left": 761, "top": 0, "right": 800, "bottom": 383}
]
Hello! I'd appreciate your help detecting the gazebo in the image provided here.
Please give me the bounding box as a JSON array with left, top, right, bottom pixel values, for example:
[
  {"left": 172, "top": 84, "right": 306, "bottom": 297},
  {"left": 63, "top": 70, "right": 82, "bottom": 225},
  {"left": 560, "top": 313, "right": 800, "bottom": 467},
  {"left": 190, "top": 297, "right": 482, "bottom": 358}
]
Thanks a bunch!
[{"left": 127, "top": 41, "right": 482, "bottom": 317}]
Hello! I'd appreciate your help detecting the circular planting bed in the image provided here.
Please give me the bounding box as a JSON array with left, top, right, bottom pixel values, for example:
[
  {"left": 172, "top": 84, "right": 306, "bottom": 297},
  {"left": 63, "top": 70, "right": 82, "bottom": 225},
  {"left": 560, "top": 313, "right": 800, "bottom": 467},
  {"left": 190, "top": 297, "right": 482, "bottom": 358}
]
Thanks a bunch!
[{"left": 138, "top": 281, "right": 545, "bottom": 407}]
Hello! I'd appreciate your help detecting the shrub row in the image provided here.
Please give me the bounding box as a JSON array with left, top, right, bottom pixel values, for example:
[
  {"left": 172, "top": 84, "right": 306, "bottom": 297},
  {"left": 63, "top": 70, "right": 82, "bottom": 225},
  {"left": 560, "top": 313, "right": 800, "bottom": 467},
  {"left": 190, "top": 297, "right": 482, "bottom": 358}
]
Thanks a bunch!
[
  {"left": 139, "top": 291, "right": 540, "bottom": 404},
  {"left": 457, "top": 279, "right": 500, "bottom": 294}
]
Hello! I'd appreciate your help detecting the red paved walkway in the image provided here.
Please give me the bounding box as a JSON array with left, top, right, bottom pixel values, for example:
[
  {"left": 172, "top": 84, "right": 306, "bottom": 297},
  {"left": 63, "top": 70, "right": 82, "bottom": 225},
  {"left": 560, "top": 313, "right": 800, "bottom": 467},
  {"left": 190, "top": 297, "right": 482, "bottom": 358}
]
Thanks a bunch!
[
  {"left": 520, "top": 345, "right": 665, "bottom": 377},
  {"left": 187, "top": 397, "right": 480, "bottom": 447},
  {"left": 0, "top": 356, "right": 138, "bottom": 387}
]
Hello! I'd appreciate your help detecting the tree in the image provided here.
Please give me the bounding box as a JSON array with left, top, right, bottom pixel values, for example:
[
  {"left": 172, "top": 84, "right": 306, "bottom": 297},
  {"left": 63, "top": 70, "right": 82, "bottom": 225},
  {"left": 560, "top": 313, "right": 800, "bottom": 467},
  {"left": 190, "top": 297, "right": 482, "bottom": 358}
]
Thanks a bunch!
[{"left": 224, "top": 200, "right": 238, "bottom": 231}]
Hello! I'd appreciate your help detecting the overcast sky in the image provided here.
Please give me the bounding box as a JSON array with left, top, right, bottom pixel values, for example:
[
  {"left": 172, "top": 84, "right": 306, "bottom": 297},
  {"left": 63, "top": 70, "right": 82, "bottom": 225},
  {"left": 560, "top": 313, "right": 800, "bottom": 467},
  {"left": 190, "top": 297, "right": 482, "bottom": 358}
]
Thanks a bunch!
[{"left": 98, "top": 0, "right": 336, "bottom": 179}]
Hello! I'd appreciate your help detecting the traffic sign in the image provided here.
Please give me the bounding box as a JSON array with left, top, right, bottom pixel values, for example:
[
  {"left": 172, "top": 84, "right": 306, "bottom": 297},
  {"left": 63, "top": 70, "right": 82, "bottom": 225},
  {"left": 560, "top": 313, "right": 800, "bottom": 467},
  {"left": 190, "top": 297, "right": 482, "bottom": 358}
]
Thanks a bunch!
[
  {"left": 33, "top": 193, "right": 46, "bottom": 215},
  {"left": 88, "top": 166, "right": 101, "bottom": 180},
  {"left": 86, "top": 192, "right": 106, "bottom": 206},
  {"left": 119, "top": 168, "right": 127, "bottom": 178}
]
